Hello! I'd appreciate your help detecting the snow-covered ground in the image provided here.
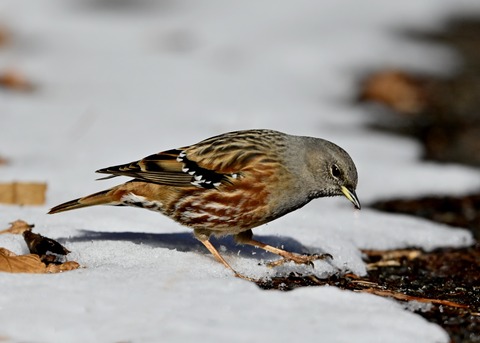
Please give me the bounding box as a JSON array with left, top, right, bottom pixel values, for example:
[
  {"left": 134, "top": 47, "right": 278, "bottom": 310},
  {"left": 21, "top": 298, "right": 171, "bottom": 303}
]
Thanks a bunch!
[{"left": 1, "top": 1, "right": 479, "bottom": 342}]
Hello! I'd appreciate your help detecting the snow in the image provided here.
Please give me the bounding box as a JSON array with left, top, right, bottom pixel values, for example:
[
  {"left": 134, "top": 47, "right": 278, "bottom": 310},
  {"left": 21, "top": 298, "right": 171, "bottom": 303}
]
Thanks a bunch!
[{"left": 1, "top": 1, "right": 479, "bottom": 342}]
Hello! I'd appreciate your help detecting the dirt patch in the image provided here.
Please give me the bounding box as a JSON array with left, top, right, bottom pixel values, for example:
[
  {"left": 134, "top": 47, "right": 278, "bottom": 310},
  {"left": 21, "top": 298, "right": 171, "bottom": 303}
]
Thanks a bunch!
[{"left": 257, "top": 245, "right": 480, "bottom": 343}]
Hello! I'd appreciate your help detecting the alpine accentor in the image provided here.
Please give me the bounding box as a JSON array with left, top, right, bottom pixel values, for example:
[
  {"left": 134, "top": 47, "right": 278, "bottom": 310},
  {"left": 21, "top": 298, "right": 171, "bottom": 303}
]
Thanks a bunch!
[{"left": 49, "top": 129, "right": 360, "bottom": 278}]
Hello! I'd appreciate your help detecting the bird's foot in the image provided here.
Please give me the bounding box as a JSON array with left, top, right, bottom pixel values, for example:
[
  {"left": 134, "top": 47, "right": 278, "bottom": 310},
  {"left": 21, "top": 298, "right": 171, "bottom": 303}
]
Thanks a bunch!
[{"left": 266, "top": 253, "right": 333, "bottom": 268}]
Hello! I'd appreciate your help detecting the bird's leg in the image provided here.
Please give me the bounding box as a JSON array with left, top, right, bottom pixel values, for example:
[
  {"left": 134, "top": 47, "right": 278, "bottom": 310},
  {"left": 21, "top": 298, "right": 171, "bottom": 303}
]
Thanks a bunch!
[
  {"left": 235, "top": 230, "right": 332, "bottom": 268},
  {"left": 193, "top": 229, "right": 256, "bottom": 282}
]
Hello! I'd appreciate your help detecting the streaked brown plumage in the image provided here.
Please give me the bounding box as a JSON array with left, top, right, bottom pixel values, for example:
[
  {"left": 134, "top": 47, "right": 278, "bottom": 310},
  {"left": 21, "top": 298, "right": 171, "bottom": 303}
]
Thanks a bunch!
[{"left": 49, "top": 129, "right": 360, "bottom": 279}]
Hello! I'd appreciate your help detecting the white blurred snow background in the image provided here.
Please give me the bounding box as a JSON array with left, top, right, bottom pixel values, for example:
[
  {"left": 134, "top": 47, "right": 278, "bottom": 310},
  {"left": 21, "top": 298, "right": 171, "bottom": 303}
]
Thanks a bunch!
[{"left": 1, "top": 1, "right": 480, "bottom": 342}]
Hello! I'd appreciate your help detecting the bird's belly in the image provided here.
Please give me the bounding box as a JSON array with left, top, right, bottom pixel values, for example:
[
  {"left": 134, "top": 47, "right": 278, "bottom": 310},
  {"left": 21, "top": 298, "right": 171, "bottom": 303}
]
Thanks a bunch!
[{"left": 172, "top": 187, "right": 270, "bottom": 233}]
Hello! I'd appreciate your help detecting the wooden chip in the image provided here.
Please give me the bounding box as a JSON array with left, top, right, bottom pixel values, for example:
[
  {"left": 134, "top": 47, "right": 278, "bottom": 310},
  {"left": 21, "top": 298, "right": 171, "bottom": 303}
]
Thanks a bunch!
[
  {"left": 362, "top": 249, "right": 422, "bottom": 260},
  {"left": 363, "top": 249, "right": 422, "bottom": 270},
  {"left": 0, "top": 220, "right": 34, "bottom": 235},
  {"left": 367, "top": 260, "right": 401, "bottom": 270},
  {"left": 0, "top": 182, "right": 47, "bottom": 205}
]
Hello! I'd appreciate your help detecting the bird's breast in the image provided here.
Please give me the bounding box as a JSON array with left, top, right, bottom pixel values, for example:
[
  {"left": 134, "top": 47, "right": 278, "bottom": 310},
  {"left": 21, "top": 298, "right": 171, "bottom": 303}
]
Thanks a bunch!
[{"left": 171, "top": 168, "right": 276, "bottom": 233}]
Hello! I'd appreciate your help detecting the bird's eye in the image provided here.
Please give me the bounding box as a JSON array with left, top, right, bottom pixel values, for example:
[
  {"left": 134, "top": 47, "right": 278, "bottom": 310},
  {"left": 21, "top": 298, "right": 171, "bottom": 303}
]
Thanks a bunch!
[{"left": 331, "top": 164, "right": 341, "bottom": 178}]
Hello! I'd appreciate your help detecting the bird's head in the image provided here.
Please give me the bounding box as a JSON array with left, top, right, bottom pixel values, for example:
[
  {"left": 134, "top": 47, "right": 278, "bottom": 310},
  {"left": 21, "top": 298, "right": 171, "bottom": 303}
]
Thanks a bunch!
[{"left": 303, "top": 137, "right": 361, "bottom": 210}]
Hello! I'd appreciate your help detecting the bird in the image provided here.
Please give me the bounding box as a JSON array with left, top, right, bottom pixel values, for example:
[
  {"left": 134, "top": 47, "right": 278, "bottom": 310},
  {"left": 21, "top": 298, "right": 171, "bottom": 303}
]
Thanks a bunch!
[{"left": 49, "top": 129, "right": 360, "bottom": 279}]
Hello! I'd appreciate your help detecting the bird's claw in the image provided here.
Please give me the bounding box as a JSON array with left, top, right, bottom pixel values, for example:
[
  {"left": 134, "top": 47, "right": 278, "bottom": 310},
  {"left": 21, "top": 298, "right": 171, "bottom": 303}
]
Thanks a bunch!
[{"left": 266, "top": 253, "right": 333, "bottom": 268}]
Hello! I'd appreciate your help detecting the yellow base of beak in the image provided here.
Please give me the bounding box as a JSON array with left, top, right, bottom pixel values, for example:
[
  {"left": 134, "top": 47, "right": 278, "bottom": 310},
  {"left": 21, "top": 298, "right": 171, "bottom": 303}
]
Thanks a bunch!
[{"left": 341, "top": 186, "right": 361, "bottom": 210}]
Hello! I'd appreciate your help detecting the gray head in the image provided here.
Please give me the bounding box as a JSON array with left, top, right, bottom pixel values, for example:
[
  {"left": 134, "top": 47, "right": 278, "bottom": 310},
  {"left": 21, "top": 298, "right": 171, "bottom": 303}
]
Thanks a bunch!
[{"left": 290, "top": 135, "right": 361, "bottom": 209}]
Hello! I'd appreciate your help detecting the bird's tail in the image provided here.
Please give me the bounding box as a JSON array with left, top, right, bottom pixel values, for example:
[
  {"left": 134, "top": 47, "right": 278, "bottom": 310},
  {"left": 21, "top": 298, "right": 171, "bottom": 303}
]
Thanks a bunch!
[{"left": 48, "top": 189, "right": 116, "bottom": 214}]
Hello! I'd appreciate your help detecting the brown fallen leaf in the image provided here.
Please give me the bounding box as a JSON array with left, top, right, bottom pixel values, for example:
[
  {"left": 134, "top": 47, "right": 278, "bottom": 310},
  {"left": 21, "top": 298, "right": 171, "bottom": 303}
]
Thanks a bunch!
[
  {"left": 0, "top": 248, "right": 80, "bottom": 274},
  {"left": 0, "top": 156, "right": 8, "bottom": 166},
  {"left": 0, "top": 219, "right": 34, "bottom": 235},
  {"left": 0, "top": 182, "right": 47, "bottom": 205},
  {"left": 358, "top": 70, "right": 430, "bottom": 115},
  {"left": 0, "top": 69, "right": 35, "bottom": 91},
  {"left": 0, "top": 25, "right": 9, "bottom": 47},
  {"left": 0, "top": 220, "right": 79, "bottom": 273},
  {"left": 46, "top": 261, "right": 80, "bottom": 273},
  {"left": 0, "top": 248, "right": 50, "bottom": 273}
]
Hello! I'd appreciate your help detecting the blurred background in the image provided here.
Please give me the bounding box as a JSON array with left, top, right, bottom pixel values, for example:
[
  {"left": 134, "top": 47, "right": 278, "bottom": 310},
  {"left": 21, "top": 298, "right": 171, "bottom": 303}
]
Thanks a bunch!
[
  {"left": 1, "top": 0, "right": 480, "bottom": 233},
  {"left": 1, "top": 2, "right": 480, "bottom": 342}
]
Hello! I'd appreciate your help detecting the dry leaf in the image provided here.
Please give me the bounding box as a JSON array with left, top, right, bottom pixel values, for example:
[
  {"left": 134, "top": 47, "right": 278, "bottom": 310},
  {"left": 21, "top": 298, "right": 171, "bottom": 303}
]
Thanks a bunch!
[
  {"left": 359, "top": 70, "right": 428, "bottom": 115},
  {"left": 46, "top": 261, "right": 80, "bottom": 273},
  {"left": 0, "top": 25, "right": 9, "bottom": 47},
  {"left": 0, "top": 220, "right": 79, "bottom": 274},
  {"left": 23, "top": 230, "right": 70, "bottom": 256},
  {"left": 0, "top": 182, "right": 47, "bottom": 205},
  {"left": 0, "top": 248, "right": 49, "bottom": 273},
  {"left": 0, "top": 220, "right": 34, "bottom": 235},
  {"left": 0, "top": 69, "right": 34, "bottom": 91},
  {"left": 0, "top": 156, "right": 8, "bottom": 166},
  {"left": 0, "top": 248, "right": 80, "bottom": 274}
]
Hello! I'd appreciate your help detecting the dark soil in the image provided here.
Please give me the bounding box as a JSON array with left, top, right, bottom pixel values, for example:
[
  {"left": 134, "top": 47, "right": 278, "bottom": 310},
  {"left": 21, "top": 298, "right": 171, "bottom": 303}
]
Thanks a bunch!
[{"left": 257, "top": 245, "right": 480, "bottom": 342}]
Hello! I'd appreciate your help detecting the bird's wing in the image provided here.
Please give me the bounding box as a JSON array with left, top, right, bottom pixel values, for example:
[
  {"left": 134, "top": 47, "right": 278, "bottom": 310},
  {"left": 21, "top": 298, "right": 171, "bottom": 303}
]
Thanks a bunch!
[
  {"left": 184, "top": 129, "right": 283, "bottom": 173},
  {"left": 96, "top": 149, "right": 194, "bottom": 187},
  {"left": 96, "top": 130, "right": 283, "bottom": 188},
  {"left": 95, "top": 147, "right": 243, "bottom": 189}
]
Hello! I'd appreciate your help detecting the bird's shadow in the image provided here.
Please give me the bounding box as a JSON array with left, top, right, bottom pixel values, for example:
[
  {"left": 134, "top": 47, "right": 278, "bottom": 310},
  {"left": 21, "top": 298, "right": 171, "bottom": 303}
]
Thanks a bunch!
[{"left": 64, "top": 229, "right": 320, "bottom": 261}]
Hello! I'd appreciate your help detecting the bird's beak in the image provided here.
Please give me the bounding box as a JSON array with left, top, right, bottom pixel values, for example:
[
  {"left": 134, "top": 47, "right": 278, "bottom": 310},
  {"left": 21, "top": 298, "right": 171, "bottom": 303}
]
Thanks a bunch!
[{"left": 341, "top": 186, "right": 361, "bottom": 210}]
